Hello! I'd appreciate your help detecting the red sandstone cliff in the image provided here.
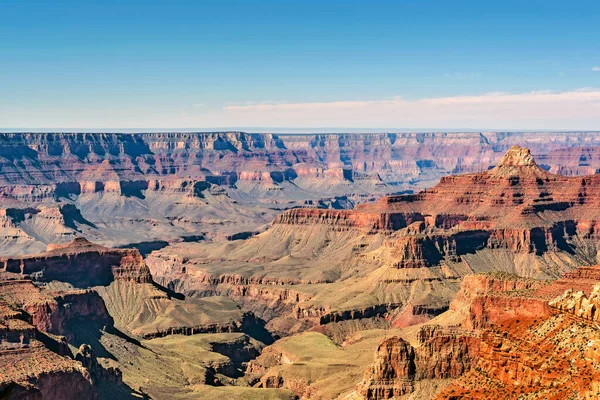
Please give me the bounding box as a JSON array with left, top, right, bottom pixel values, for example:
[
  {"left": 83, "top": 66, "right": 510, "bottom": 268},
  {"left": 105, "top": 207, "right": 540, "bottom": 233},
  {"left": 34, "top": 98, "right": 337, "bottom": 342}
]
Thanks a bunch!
[
  {"left": 358, "top": 325, "right": 480, "bottom": 399},
  {"left": 0, "top": 237, "right": 153, "bottom": 287},
  {"left": 273, "top": 146, "right": 600, "bottom": 265}
]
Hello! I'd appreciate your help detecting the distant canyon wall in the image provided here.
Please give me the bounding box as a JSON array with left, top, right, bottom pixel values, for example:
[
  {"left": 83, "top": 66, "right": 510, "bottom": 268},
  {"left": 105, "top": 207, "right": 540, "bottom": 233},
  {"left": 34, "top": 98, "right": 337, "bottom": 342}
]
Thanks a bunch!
[{"left": 3, "top": 131, "right": 600, "bottom": 187}]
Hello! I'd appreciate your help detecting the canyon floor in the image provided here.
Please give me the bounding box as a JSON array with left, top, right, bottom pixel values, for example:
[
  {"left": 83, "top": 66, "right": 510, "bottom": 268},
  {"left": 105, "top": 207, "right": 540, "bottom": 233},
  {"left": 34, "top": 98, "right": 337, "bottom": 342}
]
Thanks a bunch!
[{"left": 4, "top": 133, "right": 600, "bottom": 399}]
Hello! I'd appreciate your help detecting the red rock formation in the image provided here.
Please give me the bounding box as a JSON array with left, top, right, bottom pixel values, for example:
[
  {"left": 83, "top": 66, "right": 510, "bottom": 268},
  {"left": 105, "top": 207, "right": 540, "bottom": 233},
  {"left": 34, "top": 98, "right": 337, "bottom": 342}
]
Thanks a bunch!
[
  {"left": 0, "top": 279, "right": 113, "bottom": 342},
  {"left": 549, "top": 282, "right": 600, "bottom": 323},
  {"left": 358, "top": 325, "right": 480, "bottom": 399},
  {"left": 466, "top": 295, "right": 551, "bottom": 330},
  {"left": 274, "top": 146, "right": 600, "bottom": 263},
  {"left": 436, "top": 313, "right": 600, "bottom": 400},
  {"left": 450, "top": 273, "right": 545, "bottom": 311},
  {"left": 0, "top": 343, "right": 97, "bottom": 400},
  {"left": 433, "top": 264, "right": 600, "bottom": 399},
  {"left": 0, "top": 237, "right": 153, "bottom": 287}
]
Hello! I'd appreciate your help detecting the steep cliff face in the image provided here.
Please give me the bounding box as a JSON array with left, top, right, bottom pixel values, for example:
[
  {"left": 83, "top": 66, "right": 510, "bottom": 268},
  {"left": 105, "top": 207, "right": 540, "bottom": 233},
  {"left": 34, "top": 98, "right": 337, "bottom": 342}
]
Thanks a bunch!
[
  {"left": 466, "top": 295, "right": 551, "bottom": 330},
  {"left": 358, "top": 325, "right": 480, "bottom": 399},
  {"left": 0, "top": 279, "right": 113, "bottom": 341},
  {"left": 450, "top": 273, "right": 546, "bottom": 312},
  {"left": 447, "top": 273, "right": 553, "bottom": 330},
  {"left": 0, "top": 280, "right": 118, "bottom": 400},
  {"left": 26, "top": 290, "right": 114, "bottom": 341}
]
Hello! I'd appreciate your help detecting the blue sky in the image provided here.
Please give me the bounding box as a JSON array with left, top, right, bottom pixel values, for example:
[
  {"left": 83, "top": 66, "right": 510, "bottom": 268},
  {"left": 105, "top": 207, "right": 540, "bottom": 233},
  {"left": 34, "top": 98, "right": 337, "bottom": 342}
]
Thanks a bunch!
[{"left": 1, "top": 0, "right": 599, "bottom": 130}]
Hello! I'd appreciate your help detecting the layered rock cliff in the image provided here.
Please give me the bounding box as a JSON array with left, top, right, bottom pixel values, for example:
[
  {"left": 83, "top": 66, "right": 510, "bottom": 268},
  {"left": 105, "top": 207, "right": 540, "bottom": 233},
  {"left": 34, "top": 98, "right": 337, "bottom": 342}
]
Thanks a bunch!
[
  {"left": 4, "top": 132, "right": 600, "bottom": 253},
  {"left": 5, "top": 131, "right": 600, "bottom": 187},
  {"left": 0, "top": 237, "right": 153, "bottom": 287},
  {"left": 423, "top": 262, "right": 600, "bottom": 399},
  {"left": 358, "top": 326, "right": 480, "bottom": 399},
  {"left": 0, "top": 279, "right": 119, "bottom": 400}
]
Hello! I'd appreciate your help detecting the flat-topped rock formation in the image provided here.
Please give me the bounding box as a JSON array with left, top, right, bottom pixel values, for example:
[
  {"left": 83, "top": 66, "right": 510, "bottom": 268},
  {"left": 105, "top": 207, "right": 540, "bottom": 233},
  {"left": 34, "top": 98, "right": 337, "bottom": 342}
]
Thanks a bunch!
[{"left": 4, "top": 131, "right": 600, "bottom": 186}]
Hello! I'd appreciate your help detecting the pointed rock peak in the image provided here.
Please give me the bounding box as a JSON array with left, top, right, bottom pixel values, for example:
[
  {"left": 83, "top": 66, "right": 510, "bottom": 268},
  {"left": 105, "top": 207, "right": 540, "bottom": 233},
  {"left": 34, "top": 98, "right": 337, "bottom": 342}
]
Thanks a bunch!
[
  {"left": 497, "top": 146, "right": 537, "bottom": 167},
  {"left": 489, "top": 146, "right": 546, "bottom": 178}
]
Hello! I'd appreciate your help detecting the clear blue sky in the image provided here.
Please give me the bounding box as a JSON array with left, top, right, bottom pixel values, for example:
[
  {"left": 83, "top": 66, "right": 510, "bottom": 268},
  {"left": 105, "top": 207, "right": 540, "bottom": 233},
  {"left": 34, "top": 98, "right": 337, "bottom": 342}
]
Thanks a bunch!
[{"left": 1, "top": 0, "right": 599, "bottom": 130}]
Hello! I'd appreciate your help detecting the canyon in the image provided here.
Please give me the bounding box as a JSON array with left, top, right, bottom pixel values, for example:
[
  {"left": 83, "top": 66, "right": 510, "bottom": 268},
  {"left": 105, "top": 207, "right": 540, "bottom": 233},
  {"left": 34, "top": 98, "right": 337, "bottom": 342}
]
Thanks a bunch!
[
  {"left": 4, "top": 133, "right": 600, "bottom": 399},
  {"left": 146, "top": 145, "right": 600, "bottom": 336},
  {"left": 3, "top": 131, "right": 600, "bottom": 255}
]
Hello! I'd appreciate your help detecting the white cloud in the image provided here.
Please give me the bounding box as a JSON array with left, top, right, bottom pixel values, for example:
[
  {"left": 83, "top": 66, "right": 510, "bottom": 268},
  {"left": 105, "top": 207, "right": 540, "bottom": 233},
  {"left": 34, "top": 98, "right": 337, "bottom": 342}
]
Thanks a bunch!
[
  {"left": 6, "top": 89, "right": 600, "bottom": 130},
  {"left": 215, "top": 89, "right": 600, "bottom": 129},
  {"left": 592, "top": 66, "right": 600, "bottom": 72}
]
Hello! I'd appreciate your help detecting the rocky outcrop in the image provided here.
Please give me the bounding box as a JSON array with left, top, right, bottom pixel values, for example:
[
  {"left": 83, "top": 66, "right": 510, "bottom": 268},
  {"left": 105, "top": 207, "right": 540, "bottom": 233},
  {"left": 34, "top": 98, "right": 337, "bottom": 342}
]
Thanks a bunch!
[
  {"left": 437, "top": 313, "right": 600, "bottom": 399},
  {"left": 317, "top": 304, "right": 402, "bottom": 325},
  {"left": 549, "top": 283, "right": 600, "bottom": 323},
  {"left": 140, "top": 320, "right": 244, "bottom": 340},
  {"left": 358, "top": 325, "right": 480, "bottom": 399},
  {"left": 433, "top": 263, "right": 600, "bottom": 399},
  {"left": 0, "top": 283, "right": 114, "bottom": 400},
  {"left": 0, "top": 279, "right": 113, "bottom": 342}
]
